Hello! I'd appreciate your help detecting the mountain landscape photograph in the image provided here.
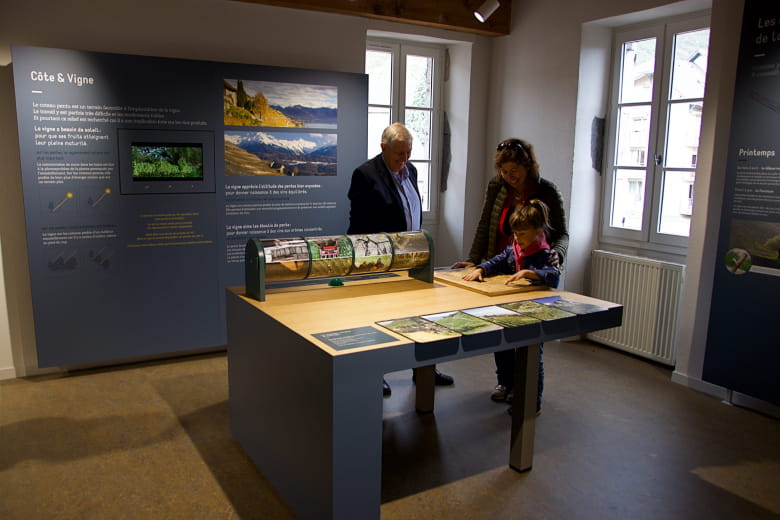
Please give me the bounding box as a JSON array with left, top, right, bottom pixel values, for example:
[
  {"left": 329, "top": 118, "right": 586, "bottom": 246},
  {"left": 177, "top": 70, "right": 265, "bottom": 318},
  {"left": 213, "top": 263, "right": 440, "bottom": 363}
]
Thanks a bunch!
[
  {"left": 224, "top": 78, "right": 338, "bottom": 129},
  {"left": 224, "top": 130, "right": 337, "bottom": 177}
]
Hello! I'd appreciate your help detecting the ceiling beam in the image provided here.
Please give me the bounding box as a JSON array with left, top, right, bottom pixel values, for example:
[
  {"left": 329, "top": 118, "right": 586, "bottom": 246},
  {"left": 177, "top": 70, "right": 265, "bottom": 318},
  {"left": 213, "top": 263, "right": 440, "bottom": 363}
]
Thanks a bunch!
[{"left": 230, "top": 0, "right": 512, "bottom": 36}]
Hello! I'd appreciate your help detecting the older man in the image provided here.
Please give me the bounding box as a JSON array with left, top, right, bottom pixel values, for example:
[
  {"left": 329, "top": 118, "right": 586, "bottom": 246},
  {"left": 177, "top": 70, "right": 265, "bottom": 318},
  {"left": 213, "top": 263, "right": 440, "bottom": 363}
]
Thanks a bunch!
[{"left": 347, "top": 122, "right": 454, "bottom": 396}]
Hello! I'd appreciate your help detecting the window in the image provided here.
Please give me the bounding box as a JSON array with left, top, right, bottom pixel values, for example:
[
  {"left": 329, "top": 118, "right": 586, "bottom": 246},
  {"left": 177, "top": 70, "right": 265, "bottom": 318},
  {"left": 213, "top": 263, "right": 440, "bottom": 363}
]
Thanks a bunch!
[
  {"left": 365, "top": 39, "right": 444, "bottom": 215},
  {"left": 602, "top": 15, "right": 710, "bottom": 250}
]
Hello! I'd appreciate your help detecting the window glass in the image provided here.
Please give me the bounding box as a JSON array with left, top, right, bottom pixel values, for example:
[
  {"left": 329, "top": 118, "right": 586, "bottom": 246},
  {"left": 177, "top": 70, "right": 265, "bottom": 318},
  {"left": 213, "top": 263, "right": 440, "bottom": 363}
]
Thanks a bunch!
[
  {"left": 664, "top": 102, "right": 702, "bottom": 168},
  {"left": 414, "top": 162, "right": 430, "bottom": 211},
  {"left": 405, "top": 109, "right": 431, "bottom": 161},
  {"left": 406, "top": 54, "right": 433, "bottom": 108},
  {"left": 659, "top": 170, "right": 695, "bottom": 236},
  {"left": 367, "top": 106, "right": 390, "bottom": 157},
  {"left": 670, "top": 29, "right": 709, "bottom": 101},
  {"left": 620, "top": 38, "right": 656, "bottom": 104},
  {"left": 616, "top": 105, "right": 651, "bottom": 167},
  {"left": 611, "top": 168, "right": 646, "bottom": 230},
  {"left": 366, "top": 50, "right": 392, "bottom": 106}
]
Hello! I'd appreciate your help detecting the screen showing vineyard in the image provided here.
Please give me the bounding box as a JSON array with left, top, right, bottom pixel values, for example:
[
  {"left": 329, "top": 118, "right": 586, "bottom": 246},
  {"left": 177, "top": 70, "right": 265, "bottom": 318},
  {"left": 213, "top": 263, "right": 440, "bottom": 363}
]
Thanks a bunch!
[{"left": 131, "top": 143, "right": 204, "bottom": 181}]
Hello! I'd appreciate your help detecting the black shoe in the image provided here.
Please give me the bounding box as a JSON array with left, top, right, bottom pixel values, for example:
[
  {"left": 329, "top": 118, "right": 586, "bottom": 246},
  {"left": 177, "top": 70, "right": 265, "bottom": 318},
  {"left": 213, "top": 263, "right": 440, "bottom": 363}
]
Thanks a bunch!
[
  {"left": 434, "top": 369, "right": 454, "bottom": 386},
  {"left": 412, "top": 368, "right": 455, "bottom": 386},
  {"left": 383, "top": 378, "right": 392, "bottom": 397}
]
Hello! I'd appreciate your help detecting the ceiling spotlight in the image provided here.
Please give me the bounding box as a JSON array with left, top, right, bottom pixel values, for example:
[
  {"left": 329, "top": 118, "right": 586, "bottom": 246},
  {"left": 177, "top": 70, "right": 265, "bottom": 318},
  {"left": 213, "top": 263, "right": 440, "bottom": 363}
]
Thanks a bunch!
[{"left": 474, "top": 0, "right": 500, "bottom": 23}]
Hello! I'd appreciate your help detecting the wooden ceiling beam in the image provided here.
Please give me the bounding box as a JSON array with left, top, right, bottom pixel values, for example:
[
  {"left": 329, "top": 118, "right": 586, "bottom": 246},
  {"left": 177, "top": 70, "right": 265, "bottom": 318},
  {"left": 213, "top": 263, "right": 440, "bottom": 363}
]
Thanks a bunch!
[{"left": 230, "top": 0, "right": 511, "bottom": 36}]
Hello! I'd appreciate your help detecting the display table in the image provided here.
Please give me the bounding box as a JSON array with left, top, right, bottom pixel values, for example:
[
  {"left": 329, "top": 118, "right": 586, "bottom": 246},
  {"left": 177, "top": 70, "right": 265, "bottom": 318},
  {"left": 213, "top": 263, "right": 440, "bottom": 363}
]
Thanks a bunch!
[{"left": 226, "top": 276, "right": 621, "bottom": 520}]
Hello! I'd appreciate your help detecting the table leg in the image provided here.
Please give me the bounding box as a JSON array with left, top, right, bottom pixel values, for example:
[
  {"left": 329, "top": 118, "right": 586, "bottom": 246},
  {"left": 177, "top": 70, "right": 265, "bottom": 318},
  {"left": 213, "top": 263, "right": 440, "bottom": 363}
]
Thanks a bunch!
[
  {"left": 509, "top": 343, "right": 540, "bottom": 472},
  {"left": 414, "top": 364, "right": 436, "bottom": 413}
]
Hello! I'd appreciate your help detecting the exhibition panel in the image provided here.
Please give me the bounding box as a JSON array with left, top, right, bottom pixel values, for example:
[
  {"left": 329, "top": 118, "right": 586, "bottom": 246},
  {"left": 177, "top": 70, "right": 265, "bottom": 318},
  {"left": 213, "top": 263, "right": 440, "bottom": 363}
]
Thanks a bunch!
[{"left": 11, "top": 45, "right": 367, "bottom": 367}]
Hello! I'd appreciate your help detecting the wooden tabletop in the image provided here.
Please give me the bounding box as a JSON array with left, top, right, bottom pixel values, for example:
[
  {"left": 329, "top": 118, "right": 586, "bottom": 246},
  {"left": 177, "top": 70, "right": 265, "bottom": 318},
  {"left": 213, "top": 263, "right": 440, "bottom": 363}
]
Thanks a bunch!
[{"left": 229, "top": 276, "right": 619, "bottom": 356}]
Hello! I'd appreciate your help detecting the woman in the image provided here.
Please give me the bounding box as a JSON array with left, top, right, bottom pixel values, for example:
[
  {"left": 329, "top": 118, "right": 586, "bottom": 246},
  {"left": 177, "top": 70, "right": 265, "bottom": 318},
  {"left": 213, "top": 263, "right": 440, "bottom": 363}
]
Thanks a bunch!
[{"left": 455, "top": 138, "right": 569, "bottom": 413}]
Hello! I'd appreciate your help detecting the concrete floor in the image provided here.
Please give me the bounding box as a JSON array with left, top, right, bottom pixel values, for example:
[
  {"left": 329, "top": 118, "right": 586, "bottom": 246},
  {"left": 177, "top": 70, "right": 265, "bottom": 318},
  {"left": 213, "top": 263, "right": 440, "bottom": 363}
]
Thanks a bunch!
[{"left": 1, "top": 339, "right": 778, "bottom": 519}]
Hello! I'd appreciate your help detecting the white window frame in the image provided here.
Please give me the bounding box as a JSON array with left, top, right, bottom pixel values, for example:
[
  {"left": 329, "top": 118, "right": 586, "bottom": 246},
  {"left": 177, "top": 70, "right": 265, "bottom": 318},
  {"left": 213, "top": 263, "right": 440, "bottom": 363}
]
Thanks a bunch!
[
  {"left": 366, "top": 38, "right": 444, "bottom": 221},
  {"left": 600, "top": 13, "right": 710, "bottom": 254}
]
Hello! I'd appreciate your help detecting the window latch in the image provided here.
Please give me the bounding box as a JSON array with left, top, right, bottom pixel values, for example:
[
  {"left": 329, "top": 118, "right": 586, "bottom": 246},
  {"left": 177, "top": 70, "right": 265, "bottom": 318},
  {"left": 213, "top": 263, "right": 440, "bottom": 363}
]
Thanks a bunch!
[{"left": 654, "top": 154, "right": 663, "bottom": 166}]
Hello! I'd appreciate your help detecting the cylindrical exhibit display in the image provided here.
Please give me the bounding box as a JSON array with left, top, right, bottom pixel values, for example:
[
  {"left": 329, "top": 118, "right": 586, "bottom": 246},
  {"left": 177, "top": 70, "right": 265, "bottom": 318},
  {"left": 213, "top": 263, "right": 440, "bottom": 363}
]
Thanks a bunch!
[
  {"left": 306, "top": 235, "right": 353, "bottom": 278},
  {"left": 253, "top": 230, "right": 431, "bottom": 283},
  {"left": 349, "top": 233, "right": 393, "bottom": 275},
  {"left": 387, "top": 231, "right": 431, "bottom": 271},
  {"left": 261, "top": 237, "right": 310, "bottom": 281}
]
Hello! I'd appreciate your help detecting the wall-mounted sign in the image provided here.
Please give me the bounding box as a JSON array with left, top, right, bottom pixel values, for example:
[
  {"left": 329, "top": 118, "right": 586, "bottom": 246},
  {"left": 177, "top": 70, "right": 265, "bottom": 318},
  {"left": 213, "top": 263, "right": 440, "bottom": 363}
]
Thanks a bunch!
[{"left": 11, "top": 45, "right": 367, "bottom": 367}]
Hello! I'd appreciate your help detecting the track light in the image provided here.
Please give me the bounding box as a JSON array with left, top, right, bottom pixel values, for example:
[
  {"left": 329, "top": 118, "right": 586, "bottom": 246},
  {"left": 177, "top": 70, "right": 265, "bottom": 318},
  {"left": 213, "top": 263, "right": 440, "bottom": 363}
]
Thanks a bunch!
[{"left": 473, "top": 0, "right": 500, "bottom": 23}]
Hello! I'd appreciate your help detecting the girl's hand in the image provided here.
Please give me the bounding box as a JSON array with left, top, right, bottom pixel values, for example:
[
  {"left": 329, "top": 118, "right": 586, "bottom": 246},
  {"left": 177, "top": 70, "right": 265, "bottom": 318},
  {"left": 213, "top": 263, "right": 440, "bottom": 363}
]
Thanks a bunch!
[
  {"left": 462, "top": 268, "right": 484, "bottom": 282},
  {"left": 506, "top": 269, "right": 538, "bottom": 285}
]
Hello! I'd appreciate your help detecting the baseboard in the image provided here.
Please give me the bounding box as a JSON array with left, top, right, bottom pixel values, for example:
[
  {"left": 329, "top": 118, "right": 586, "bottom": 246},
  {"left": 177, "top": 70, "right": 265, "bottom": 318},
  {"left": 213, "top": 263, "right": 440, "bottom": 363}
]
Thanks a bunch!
[
  {"left": 0, "top": 366, "right": 17, "bottom": 380},
  {"left": 730, "top": 392, "right": 780, "bottom": 420},
  {"left": 671, "top": 370, "right": 728, "bottom": 400},
  {"left": 672, "top": 370, "right": 779, "bottom": 418}
]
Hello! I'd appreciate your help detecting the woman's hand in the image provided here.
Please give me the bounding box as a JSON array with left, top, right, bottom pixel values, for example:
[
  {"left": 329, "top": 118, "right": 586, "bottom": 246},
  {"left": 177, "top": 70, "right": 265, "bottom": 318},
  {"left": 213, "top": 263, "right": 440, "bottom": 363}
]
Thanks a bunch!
[
  {"left": 547, "top": 250, "right": 560, "bottom": 267},
  {"left": 462, "top": 268, "right": 484, "bottom": 282},
  {"left": 451, "top": 261, "right": 475, "bottom": 269}
]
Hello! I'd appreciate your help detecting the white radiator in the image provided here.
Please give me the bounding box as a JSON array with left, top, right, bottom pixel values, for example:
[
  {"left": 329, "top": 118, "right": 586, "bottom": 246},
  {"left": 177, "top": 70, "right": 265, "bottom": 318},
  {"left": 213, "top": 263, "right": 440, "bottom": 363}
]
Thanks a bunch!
[{"left": 587, "top": 250, "right": 685, "bottom": 366}]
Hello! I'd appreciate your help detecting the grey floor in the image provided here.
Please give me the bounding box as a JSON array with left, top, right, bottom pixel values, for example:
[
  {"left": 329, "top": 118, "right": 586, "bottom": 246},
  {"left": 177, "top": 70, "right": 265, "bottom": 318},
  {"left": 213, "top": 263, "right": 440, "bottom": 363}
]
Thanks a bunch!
[{"left": 1, "top": 339, "right": 778, "bottom": 520}]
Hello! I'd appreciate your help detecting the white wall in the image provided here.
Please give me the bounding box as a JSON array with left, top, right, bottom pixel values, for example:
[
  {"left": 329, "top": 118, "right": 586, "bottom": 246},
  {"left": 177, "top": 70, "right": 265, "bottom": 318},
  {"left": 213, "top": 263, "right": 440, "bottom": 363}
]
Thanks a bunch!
[
  {"left": 0, "top": 238, "right": 15, "bottom": 379},
  {"left": 569, "top": 23, "right": 612, "bottom": 294},
  {"left": 0, "top": 60, "right": 34, "bottom": 378},
  {"left": 439, "top": 41, "right": 493, "bottom": 265}
]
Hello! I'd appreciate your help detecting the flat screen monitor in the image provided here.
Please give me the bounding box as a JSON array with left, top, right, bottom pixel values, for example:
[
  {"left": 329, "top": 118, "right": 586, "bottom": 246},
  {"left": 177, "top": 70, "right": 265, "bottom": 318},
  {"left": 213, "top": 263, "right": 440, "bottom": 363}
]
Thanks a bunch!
[
  {"left": 118, "top": 129, "right": 215, "bottom": 194},
  {"left": 130, "top": 142, "right": 204, "bottom": 181}
]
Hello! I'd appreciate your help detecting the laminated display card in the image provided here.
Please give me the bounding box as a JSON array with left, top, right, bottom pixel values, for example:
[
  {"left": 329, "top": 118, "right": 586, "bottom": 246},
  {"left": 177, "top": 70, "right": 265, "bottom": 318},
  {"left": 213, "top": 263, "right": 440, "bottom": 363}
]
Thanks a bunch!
[
  {"left": 500, "top": 300, "right": 577, "bottom": 335},
  {"left": 461, "top": 305, "right": 542, "bottom": 342},
  {"left": 421, "top": 310, "right": 502, "bottom": 350},
  {"left": 531, "top": 295, "right": 616, "bottom": 334},
  {"left": 376, "top": 316, "right": 460, "bottom": 360}
]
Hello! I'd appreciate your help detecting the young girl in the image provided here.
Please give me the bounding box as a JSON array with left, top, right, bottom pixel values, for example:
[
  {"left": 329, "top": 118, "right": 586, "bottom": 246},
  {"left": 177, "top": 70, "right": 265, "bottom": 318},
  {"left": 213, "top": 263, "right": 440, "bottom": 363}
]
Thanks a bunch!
[
  {"left": 463, "top": 199, "right": 559, "bottom": 415},
  {"left": 462, "top": 199, "right": 560, "bottom": 288}
]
